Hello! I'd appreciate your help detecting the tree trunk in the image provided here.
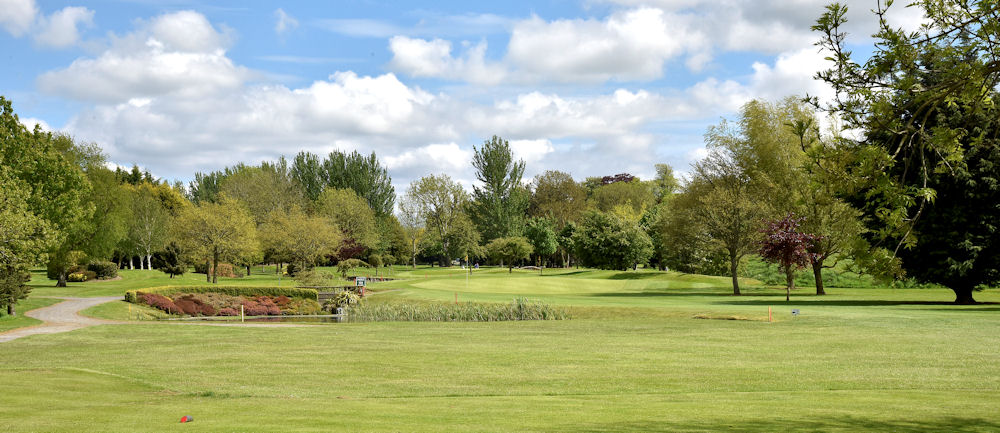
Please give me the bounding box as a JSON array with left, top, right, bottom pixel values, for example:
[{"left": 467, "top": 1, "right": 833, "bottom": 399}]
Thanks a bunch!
[
  {"left": 147, "top": 255, "right": 153, "bottom": 270},
  {"left": 7, "top": 303, "right": 15, "bottom": 316},
  {"left": 246, "top": 265, "right": 251, "bottom": 276},
  {"left": 212, "top": 247, "right": 219, "bottom": 284},
  {"left": 729, "top": 253, "right": 740, "bottom": 296},
  {"left": 56, "top": 270, "right": 67, "bottom": 287},
  {"left": 785, "top": 266, "right": 794, "bottom": 301},
  {"left": 812, "top": 260, "right": 825, "bottom": 295},
  {"left": 205, "top": 259, "right": 211, "bottom": 283},
  {"left": 953, "top": 286, "right": 977, "bottom": 304},
  {"left": 129, "top": 257, "right": 134, "bottom": 270}
]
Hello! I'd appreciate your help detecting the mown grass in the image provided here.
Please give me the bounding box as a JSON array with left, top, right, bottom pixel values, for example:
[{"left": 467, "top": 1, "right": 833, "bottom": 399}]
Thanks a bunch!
[
  {"left": 2, "top": 264, "right": 999, "bottom": 431},
  {"left": 0, "top": 297, "right": 62, "bottom": 332}
]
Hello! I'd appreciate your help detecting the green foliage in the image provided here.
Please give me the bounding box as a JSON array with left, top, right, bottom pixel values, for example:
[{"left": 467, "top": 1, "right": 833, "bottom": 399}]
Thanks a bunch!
[
  {"left": 86, "top": 261, "right": 119, "bottom": 279},
  {"left": 485, "top": 237, "right": 533, "bottom": 271},
  {"left": 337, "top": 258, "right": 370, "bottom": 278},
  {"left": 469, "top": 136, "right": 529, "bottom": 241},
  {"left": 316, "top": 188, "right": 378, "bottom": 253},
  {"left": 324, "top": 291, "right": 361, "bottom": 312},
  {"left": 260, "top": 206, "right": 341, "bottom": 269},
  {"left": 290, "top": 151, "right": 325, "bottom": 202},
  {"left": 125, "top": 285, "right": 318, "bottom": 303},
  {"left": 155, "top": 242, "right": 187, "bottom": 278},
  {"left": 529, "top": 170, "right": 586, "bottom": 227},
  {"left": 589, "top": 179, "right": 655, "bottom": 216},
  {"left": 173, "top": 196, "right": 260, "bottom": 284},
  {"left": 321, "top": 150, "right": 395, "bottom": 216},
  {"left": 404, "top": 174, "right": 470, "bottom": 266},
  {"left": 524, "top": 217, "right": 558, "bottom": 266},
  {"left": 347, "top": 298, "right": 567, "bottom": 322},
  {"left": 573, "top": 210, "right": 652, "bottom": 271},
  {"left": 217, "top": 161, "right": 305, "bottom": 226}
]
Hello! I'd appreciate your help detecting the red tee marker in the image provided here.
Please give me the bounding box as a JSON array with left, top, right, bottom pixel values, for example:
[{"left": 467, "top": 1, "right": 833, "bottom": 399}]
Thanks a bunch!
[{"left": 180, "top": 415, "right": 194, "bottom": 423}]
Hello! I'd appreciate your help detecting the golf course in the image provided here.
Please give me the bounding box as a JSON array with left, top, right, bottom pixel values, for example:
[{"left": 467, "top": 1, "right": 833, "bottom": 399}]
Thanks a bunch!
[{"left": 1, "top": 266, "right": 998, "bottom": 432}]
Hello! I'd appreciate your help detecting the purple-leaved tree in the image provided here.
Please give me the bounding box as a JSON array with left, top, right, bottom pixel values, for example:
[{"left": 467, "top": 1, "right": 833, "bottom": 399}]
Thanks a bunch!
[{"left": 758, "top": 214, "right": 820, "bottom": 301}]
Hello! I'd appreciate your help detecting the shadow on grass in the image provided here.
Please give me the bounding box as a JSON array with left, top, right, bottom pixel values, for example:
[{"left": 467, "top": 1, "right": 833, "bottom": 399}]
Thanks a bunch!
[
  {"left": 715, "top": 299, "right": 998, "bottom": 307},
  {"left": 606, "top": 272, "right": 666, "bottom": 280},
  {"left": 562, "top": 416, "right": 1000, "bottom": 433},
  {"left": 590, "top": 290, "right": 777, "bottom": 298}
]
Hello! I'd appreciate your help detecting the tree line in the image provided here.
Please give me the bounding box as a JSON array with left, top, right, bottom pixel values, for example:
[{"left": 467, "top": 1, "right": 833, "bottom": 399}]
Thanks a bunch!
[{"left": 2, "top": 0, "right": 999, "bottom": 311}]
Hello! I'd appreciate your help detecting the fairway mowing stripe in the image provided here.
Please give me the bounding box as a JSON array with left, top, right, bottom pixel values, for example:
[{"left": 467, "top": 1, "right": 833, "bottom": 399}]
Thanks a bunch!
[
  {"left": 0, "top": 367, "right": 176, "bottom": 392},
  {"left": 305, "top": 387, "right": 1000, "bottom": 400}
]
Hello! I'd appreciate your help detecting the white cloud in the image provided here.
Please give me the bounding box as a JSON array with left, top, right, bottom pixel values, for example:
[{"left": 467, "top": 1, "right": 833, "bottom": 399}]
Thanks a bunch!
[
  {"left": 0, "top": 0, "right": 37, "bottom": 36},
  {"left": 18, "top": 116, "right": 50, "bottom": 131},
  {"left": 385, "top": 142, "right": 472, "bottom": 172},
  {"left": 274, "top": 8, "right": 298, "bottom": 35},
  {"left": 37, "top": 10, "right": 246, "bottom": 103},
  {"left": 509, "top": 139, "right": 554, "bottom": 164},
  {"left": 388, "top": 36, "right": 505, "bottom": 85},
  {"left": 506, "top": 8, "right": 703, "bottom": 83},
  {"left": 34, "top": 6, "right": 93, "bottom": 48}
]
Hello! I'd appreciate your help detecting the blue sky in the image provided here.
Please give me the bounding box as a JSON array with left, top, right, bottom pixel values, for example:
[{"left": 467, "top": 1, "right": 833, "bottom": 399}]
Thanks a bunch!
[{"left": 0, "top": 0, "right": 925, "bottom": 191}]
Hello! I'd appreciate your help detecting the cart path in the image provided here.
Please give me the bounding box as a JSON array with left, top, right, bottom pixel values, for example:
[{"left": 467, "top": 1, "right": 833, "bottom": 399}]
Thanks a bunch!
[{"left": 0, "top": 297, "right": 121, "bottom": 343}]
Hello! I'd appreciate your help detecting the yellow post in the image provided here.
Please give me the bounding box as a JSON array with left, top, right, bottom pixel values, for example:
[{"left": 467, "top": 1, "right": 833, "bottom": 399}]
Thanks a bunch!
[
  {"left": 768, "top": 306, "right": 772, "bottom": 322},
  {"left": 241, "top": 305, "right": 244, "bottom": 323}
]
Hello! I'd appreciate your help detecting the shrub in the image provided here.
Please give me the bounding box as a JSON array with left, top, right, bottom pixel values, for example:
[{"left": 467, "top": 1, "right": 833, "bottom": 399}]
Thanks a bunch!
[
  {"left": 174, "top": 295, "right": 217, "bottom": 316},
  {"left": 274, "top": 296, "right": 291, "bottom": 307},
  {"left": 67, "top": 272, "right": 88, "bottom": 282},
  {"left": 324, "top": 291, "right": 360, "bottom": 312},
  {"left": 138, "top": 293, "right": 181, "bottom": 315},
  {"left": 194, "top": 261, "right": 210, "bottom": 274},
  {"left": 125, "top": 286, "right": 318, "bottom": 303},
  {"left": 285, "top": 263, "right": 299, "bottom": 276},
  {"left": 282, "top": 298, "right": 321, "bottom": 315},
  {"left": 87, "top": 261, "right": 119, "bottom": 279},
  {"left": 218, "top": 307, "right": 238, "bottom": 316}
]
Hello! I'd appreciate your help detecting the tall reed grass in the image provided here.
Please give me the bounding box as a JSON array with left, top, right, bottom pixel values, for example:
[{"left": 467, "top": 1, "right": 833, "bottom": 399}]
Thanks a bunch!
[{"left": 347, "top": 298, "right": 567, "bottom": 322}]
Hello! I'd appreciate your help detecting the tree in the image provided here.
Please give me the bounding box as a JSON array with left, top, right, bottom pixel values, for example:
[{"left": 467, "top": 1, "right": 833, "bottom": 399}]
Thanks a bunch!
[
  {"left": 687, "top": 155, "right": 771, "bottom": 295},
  {"left": 337, "top": 258, "right": 369, "bottom": 279},
  {"left": 524, "top": 217, "right": 558, "bottom": 270},
  {"left": 155, "top": 242, "right": 187, "bottom": 278},
  {"left": 0, "top": 169, "right": 52, "bottom": 315},
  {"left": 1, "top": 97, "right": 92, "bottom": 288},
  {"left": 469, "top": 136, "right": 529, "bottom": 241},
  {"left": 557, "top": 221, "right": 576, "bottom": 268},
  {"left": 290, "top": 151, "right": 325, "bottom": 202},
  {"left": 652, "top": 164, "right": 680, "bottom": 204},
  {"left": 398, "top": 194, "right": 425, "bottom": 268},
  {"left": 322, "top": 150, "right": 395, "bottom": 216},
  {"left": 128, "top": 186, "right": 170, "bottom": 270},
  {"left": 173, "top": 196, "right": 260, "bottom": 284},
  {"left": 813, "top": 1, "right": 1000, "bottom": 303},
  {"left": 486, "top": 237, "right": 533, "bottom": 272},
  {"left": 589, "top": 179, "right": 656, "bottom": 215},
  {"left": 529, "top": 170, "right": 587, "bottom": 227},
  {"left": 573, "top": 210, "right": 653, "bottom": 271},
  {"left": 218, "top": 162, "right": 305, "bottom": 226},
  {"left": 259, "top": 206, "right": 342, "bottom": 271},
  {"left": 316, "top": 188, "right": 379, "bottom": 258},
  {"left": 758, "top": 214, "right": 819, "bottom": 301},
  {"left": 404, "top": 175, "right": 468, "bottom": 266}
]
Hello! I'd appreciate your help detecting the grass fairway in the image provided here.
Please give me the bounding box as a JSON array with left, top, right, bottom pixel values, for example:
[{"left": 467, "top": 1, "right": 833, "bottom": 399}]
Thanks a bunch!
[{"left": 2, "top": 267, "right": 999, "bottom": 431}]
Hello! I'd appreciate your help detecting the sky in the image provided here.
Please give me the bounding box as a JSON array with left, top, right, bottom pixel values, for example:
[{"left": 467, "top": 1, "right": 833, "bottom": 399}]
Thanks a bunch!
[{"left": 0, "top": 0, "right": 927, "bottom": 193}]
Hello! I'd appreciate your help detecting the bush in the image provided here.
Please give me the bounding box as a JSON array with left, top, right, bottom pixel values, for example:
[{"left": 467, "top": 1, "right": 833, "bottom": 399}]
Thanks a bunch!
[
  {"left": 87, "top": 261, "right": 119, "bottom": 279},
  {"left": 218, "top": 307, "right": 238, "bottom": 316},
  {"left": 324, "top": 291, "right": 360, "bottom": 312},
  {"left": 285, "top": 263, "right": 299, "bottom": 277},
  {"left": 67, "top": 272, "right": 88, "bottom": 282},
  {"left": 174, "top": 295, "right": 217, "bottom": 316},
  {"left": 125, "top": 286, "right": 318, "bottom": 303},
  {"left": 282, "top": 298, "right": 321, "bottom": 315},
  {"left": 138, "top": 293, "right": 181, "bottom": 315}
]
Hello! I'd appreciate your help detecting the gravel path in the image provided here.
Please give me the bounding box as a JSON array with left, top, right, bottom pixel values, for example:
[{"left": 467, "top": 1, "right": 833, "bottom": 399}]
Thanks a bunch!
[{"left": 0, "top": 297, "right": 121, "bottom": 343}]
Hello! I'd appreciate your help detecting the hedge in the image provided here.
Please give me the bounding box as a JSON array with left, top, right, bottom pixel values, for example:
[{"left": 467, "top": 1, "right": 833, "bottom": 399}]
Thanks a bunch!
[{"left": 125, "top": 286, "right": 318, "bottom": 303}]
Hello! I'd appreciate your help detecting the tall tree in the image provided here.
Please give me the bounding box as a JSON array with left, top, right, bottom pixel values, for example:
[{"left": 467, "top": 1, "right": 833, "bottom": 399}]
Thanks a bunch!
[
  {"left": 404, "top": 175, "right": 468, "bottom": 266},
  {"left": 524, "top": 217, "right": 558, "bottom": 270},
  {"left": 1, "top": 97, "right": 92, "bottom": 287},
  {"left": 652, "top": 163, "right": 680, "bottom": 204},
  {"left": 218, "top": 162, "right": 305, "bottom": 226},
  {"left": 173, "top": 196, "right": 260, "bottom": 284},
  {"left": 469, "top": 136, "right": 529, "bottom": 241},
  {"left": 316, "top": 188, "right": 379, "bottom": 258},
  {"left": 397, "top": 194, "right": 425, "bottom": 268},
  {"left": 0, "top": 169, "right": 52, "bottom": 315},
  {"left": 486, "top": 237, "right": 533, "bottom": 272},
  {"left": 814, "top": 1, "right": 1000, "bottom": 303},
  {"left": 128, "top": 186, "right": 170, "bottom": 270},
  {"left": 322, "top": 150, "right": 395, "bottom": 216},
  {"left": 260, "top": 206, "right": 342, "bottom": 271},
  {"left": 529, "top": 170, "right": 587, "bottom": 227},
  {"left": 290, "top": 151, "right": 325, "bottom": 202}
]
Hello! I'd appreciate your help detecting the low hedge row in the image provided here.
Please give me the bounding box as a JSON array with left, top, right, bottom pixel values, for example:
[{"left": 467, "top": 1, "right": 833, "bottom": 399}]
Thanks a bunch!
[{"left": 125, "top": 286, "right": 318, "bottom": 303}]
